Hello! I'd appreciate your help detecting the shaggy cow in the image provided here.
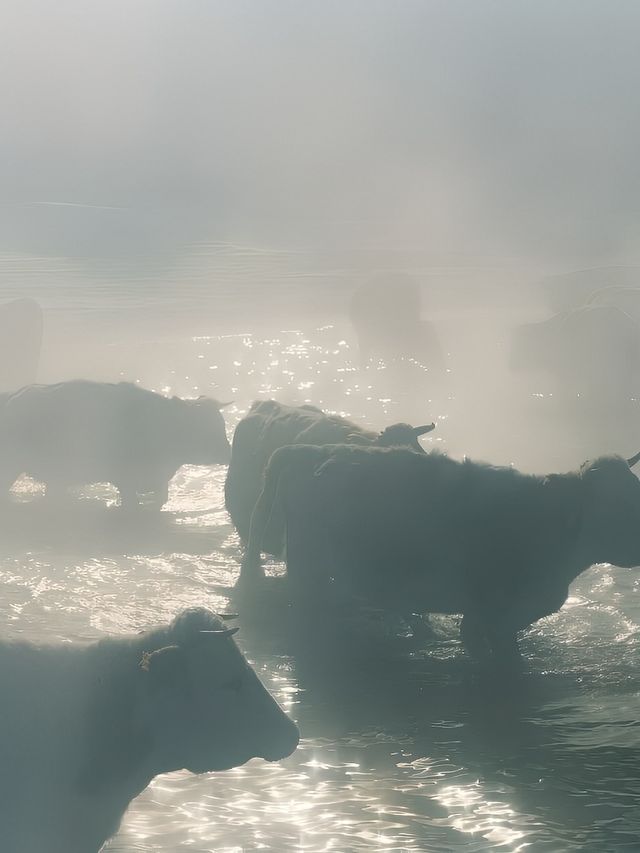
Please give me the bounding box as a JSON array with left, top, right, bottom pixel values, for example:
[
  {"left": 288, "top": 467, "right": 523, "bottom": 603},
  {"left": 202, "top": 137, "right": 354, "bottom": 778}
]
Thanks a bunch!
[
  {"left": 225, "top": 399, "right": 434, "bottom": 546},
  {"left": 0, "top": 380, "right": 232, "bottom": 508},
  {"left": 510, "top": 304, "right": 640, "bottom": 399},
  {"left": 0, "top": 608, "right": 299, "bottom": 853},
  {"left": 240, "top": 444, "right": 640, "bottom": 665},
  {"left": 348, "top": 273, "right": 443, "bottom": 368},
  {"left": 539, "top": 266, "right": 640, "bottom": 313}
]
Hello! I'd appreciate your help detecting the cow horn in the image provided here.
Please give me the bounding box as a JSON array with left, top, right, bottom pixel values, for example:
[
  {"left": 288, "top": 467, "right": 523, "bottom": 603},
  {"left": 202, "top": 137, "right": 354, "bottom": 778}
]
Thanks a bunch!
[
  {"left": 413, "top": 423, "right": 435, "bottom": 436},
  {"left": 627, "top": 451, "right": 640, "bottom": 468},
  {"left": 199, "top": 627, "right": 240, "bottom": 638},
  {"left": 197, "top": 397, "right": 234, "bottom": 408}
]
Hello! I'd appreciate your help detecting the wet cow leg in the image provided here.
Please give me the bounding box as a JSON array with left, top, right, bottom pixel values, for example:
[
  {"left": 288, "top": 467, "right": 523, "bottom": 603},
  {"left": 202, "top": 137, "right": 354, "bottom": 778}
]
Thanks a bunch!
[
  {"left": 460, "top": 612, "right": 491, "bottom": 661},
  {"left": 486, "top": 620, "right": 523, "bottom": 671},
  {"left": 0, "top": 464, "right": 22, "bottom": 500},
  {"left": 116, "top": 481, "right": 140, "bottom": 511}
]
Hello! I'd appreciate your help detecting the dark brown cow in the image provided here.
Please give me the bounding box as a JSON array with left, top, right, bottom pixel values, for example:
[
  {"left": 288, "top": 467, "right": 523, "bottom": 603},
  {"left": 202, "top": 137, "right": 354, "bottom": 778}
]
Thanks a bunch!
[
  {"left": 225, "top": 399, "right": 434, "bottom": 548},
  {"left": 241, "top": 443, "right": 640, "bottom": 666}
]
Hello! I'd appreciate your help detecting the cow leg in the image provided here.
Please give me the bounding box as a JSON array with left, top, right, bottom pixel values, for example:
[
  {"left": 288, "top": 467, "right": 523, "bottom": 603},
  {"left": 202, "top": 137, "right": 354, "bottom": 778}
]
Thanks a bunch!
[
  {"left": 148, "top": 480, "right": 170, "bottom": 509},
  {"left": 237, "top": 487, "right": 273, "bottom": 588},
  {"left": 43, "top": 480, "right": 72, "bottom": 503},
  {"left": 285, "top": 525, "right": 335, "bottom": 611},
  {"left": 460, "top": 613, "right": 491, "bottom": 661},
  {"left": 116, "top": 482, "right": 140, "bottom": 511},
  {"left": 486, "top": 622, "right": 522, "bottom": 670},
  {"left": 408, "top": 613, "right": 435, "bottom": 642},
  {"left": 284, "top": 533, "right": 311, "bottom": 606},
  {"left": 239, "top": 550, "right": 265, "bottom": 587},
  {"left": 0, "top": 465, "right": 22, "bottom": 499},
  {"left": 238, "top": 492, "right": 269, "bottom": 585},
  {"left": 357, "top": 337, "right": 371, "bottom": 369}
]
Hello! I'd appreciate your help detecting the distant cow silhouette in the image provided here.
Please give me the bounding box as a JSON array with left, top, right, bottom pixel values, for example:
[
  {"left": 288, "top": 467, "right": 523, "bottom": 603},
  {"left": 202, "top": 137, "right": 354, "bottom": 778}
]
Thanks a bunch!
[
  {"left": 240, "top": 444, "right": 640, "bottom": 666},
  {"left": 510, "top": 304, "right": 640, "bottom": 399},
  {"left": 225, "top": 399, "right": 434, "bottom": 548},
  {"left": 0, "top": 380, "right": 232, "bottom": 508},
  {"left": 349, "top": 273, "right": 443, "bottom": 368},
  {"left": 0, "top": 298, "right": 42, "bottom": 391},
  {"left": 540, "top": 266, "right": 640, "bottom": 313}
]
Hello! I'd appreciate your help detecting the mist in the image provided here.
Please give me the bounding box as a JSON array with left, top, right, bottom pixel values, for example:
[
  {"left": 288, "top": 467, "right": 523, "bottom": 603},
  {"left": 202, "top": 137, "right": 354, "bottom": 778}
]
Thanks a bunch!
[
  {"left": 2, "top": 0, "right": 640, "bottom": 261},
  {"left": 3, "top": 3, "right": 640, "bottom": 852}
]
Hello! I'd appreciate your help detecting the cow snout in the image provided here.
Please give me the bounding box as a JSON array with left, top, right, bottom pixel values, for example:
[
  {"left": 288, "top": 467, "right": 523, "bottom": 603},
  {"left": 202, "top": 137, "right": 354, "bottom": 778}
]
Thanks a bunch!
[{"left": 260, "top": 716, "right": 299, "bottom": 762}]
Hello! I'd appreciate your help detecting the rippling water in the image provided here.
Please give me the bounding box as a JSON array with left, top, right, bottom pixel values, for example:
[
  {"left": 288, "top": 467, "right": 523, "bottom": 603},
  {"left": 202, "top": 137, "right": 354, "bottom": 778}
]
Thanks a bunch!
[{"left": 2, "top": 250, "right": 640, "bottom": 852}]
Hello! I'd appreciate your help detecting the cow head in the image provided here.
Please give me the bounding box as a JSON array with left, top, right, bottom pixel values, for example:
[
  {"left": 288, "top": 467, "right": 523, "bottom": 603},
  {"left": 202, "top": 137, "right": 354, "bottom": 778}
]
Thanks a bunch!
[
  {"left": 579, "top": 453, "right": 640, "bottom": 568},
  {"left": 136, "top": 608, "right": 298, "bottom": 775},
  {"left": 375, "top": 422, "right": 435, "bottom": 453},
  {"left": 178, "top": 397, "right": 232, "bottom": 465}
]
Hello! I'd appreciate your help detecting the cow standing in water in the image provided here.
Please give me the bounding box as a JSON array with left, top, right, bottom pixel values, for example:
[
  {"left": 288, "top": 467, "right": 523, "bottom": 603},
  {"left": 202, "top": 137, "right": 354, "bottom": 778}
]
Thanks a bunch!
[
  {"left": 0, "top": 297, "right": 43, "bottom": 391},
  {"left": 510, "top": 304, "right": 640, "bottom": 400},
  {"left": 0, "top": 608, "right": 299, "bottom": 853},
  {"left": 0, "top": 380, "right": 231, "bottom": 508},
  {"left": 240, "top": 444, "right": 640, "bottom": 666},
  {"left": 225, "top": 399, "right": 435, "bottom": 548},
  {"left": 349, "top": 273, "right": 443, "bottom": 369}
]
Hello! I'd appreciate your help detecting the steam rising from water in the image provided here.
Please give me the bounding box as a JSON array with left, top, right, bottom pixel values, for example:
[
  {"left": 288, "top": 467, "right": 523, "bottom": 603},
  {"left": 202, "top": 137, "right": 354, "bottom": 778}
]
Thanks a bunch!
[
  {"left": 3, "top": 0, "right": 640, "bottom": 264},
  {"left": 2, "top": 2, "right": 640, "bottom": 850}
]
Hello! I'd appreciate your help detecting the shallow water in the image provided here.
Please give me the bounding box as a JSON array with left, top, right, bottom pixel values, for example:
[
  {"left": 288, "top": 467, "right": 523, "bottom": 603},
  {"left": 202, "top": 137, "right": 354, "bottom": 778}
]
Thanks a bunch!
[{"left": 1, "top": 254, "right": 640, "bottom": 852}]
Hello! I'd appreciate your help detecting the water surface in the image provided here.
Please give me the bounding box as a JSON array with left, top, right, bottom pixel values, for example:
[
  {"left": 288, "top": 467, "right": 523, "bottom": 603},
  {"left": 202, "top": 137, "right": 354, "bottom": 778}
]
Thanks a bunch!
[{"left": 1, "top": 251, "right": 639, "bottom": 852}]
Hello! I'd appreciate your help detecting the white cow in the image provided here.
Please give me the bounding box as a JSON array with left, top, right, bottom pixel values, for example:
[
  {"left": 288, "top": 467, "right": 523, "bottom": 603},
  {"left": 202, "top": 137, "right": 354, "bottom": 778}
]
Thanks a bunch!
[{"left": 0, "top": 608, "right": 299, "bottom": 852}]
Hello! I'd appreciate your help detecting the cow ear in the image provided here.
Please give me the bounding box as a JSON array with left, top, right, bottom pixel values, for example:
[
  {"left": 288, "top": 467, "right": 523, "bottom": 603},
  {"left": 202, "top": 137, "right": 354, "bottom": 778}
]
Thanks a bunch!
[
  {"left": 140, "top": 645, "right": 189, "bottom": 688},
  {"left": 627, "top": 450, "right": 640, "bottom": 468}
]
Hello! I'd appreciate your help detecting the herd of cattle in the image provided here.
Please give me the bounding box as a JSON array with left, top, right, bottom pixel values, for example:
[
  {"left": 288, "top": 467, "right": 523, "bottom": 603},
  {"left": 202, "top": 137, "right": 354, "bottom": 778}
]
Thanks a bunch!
[
  {"left": 7, "top": 273, "right": 640, "bottom": 402},
  {"left": 3, "top": 272, "right": 640, "bottom": 850},
  {"left": 5, "top": 380, "right": 640, "bottom": 850},
  {"left": 3, "top": 379, "right": 640, "bottom": 671}
]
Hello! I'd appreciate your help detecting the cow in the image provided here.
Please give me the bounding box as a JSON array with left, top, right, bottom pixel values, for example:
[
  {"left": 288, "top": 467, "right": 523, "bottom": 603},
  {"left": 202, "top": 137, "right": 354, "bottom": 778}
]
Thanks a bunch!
[
  {"left": 239, "top": 443, "right": 640, "bottom": 666},
  {"left": 0, "top": 607, "right": 299, "bottom": 853},
  {"left": 0, "top": 380, "right": 232, "bottom": 508},
  {"left": 539, "top": 266, "right": 640, "bottom": 313},
  {"left": 224, "top": 399, "right": 435, "bottom": 546},
  {"left": 348, "top": 273, "right": 443, "bottom": 368},
  {"left": 509, "top": 304, "right": 640, "bottom": 399},
  {"left": 0, "top": 297, "right": 43, "bottom": 392}
]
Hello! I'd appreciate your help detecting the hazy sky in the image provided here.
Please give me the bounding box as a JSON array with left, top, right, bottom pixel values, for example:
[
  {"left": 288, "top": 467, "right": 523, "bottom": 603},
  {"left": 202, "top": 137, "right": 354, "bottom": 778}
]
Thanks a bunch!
[{"left": 2, "top": 0, "right": 640, "bottom": 259}]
